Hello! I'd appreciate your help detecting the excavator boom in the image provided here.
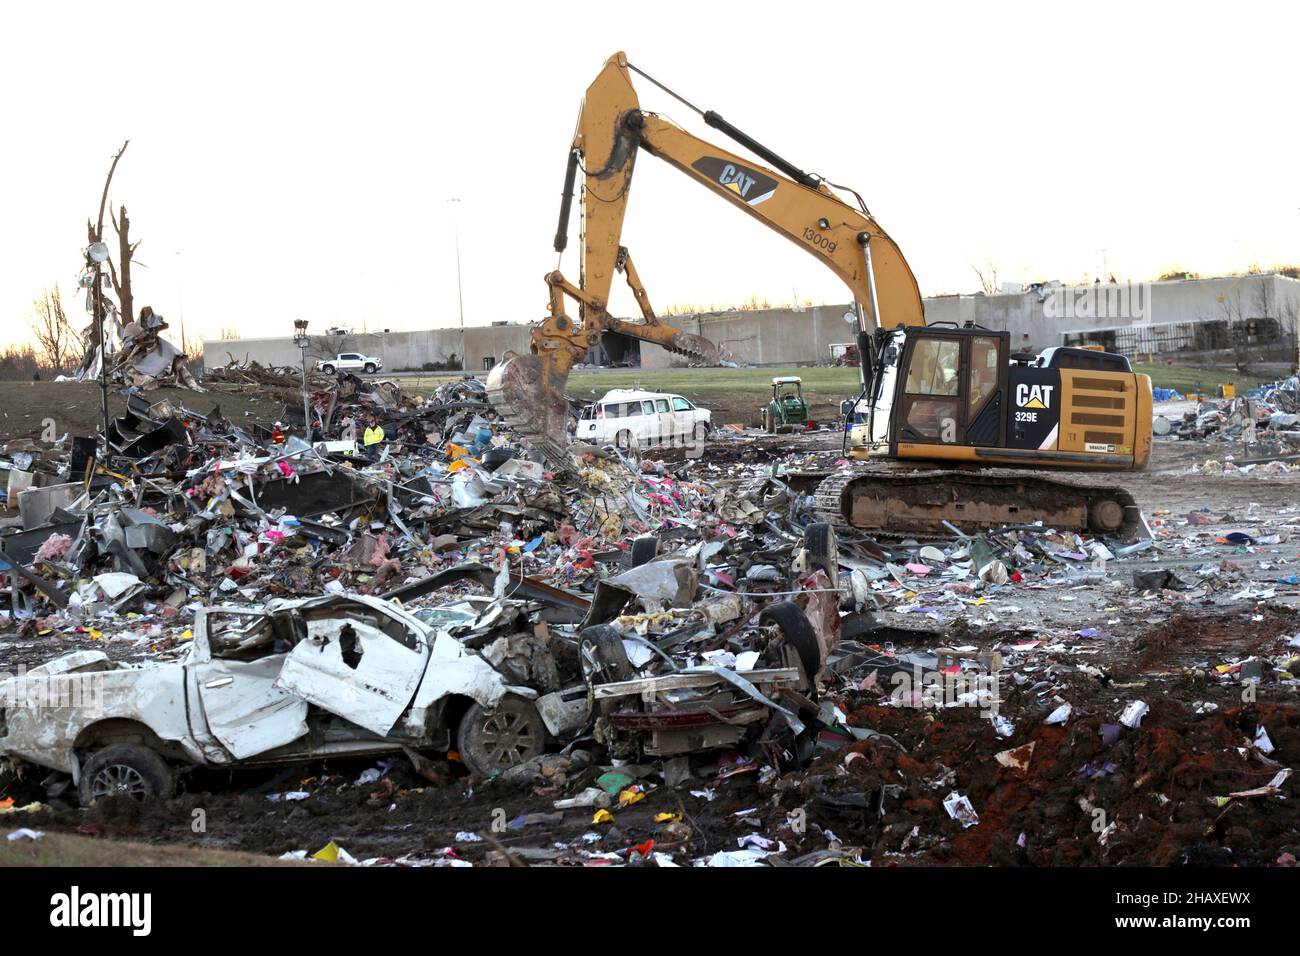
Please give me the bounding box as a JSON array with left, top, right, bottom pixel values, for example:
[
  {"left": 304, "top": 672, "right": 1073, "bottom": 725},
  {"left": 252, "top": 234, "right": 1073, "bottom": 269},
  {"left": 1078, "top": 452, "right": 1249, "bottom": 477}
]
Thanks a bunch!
[{"left": 486, "top": 52, "right": 925, "bottom": 460}]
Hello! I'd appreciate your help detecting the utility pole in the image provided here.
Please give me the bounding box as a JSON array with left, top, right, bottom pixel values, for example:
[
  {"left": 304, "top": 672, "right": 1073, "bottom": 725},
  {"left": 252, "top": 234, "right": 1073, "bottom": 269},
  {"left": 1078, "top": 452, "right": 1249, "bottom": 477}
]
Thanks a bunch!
[
  {"left": 174, "top": 249, "right": 186, "bottom": 354},
  {"left": 449, "top": 198, "right": 466, "bottom": 371},
  {"left": 293, "top": 319, "right": 312, "bottom": 439}
]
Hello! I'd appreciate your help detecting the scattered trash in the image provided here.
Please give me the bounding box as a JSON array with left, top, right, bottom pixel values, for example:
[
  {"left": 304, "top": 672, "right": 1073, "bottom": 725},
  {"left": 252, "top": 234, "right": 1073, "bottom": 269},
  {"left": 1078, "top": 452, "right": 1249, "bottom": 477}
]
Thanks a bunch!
[{"left": 1, "top": 367, "right": 1299, "bottom": 868}]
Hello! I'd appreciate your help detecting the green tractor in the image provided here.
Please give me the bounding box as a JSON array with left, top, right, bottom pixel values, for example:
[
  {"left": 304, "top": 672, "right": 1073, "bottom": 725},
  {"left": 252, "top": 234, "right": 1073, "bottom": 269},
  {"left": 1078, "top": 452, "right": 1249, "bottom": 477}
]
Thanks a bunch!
[{"left": 762, "top": 376, "right": 810, "bottom": 433}]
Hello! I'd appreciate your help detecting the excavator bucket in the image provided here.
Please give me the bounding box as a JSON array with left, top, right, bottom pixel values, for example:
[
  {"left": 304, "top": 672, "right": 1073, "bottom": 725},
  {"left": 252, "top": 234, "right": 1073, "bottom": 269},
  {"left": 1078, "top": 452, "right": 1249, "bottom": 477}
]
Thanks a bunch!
[
  {"left": 486, "top": 329, "right": 721, "bottom": 465},
  {"left": 485, "top": 351, "right": 575, "bottom": 464},
  {"left": 665, "top": 330, "right": 722, "bottom": 366}
]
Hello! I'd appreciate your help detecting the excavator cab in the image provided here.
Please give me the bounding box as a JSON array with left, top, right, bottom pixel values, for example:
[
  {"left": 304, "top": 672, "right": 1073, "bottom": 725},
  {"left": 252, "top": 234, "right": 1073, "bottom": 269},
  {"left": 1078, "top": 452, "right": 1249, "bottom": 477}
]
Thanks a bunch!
[{"left": 852, "top": 326, "right": 1153, "bottom": 476}]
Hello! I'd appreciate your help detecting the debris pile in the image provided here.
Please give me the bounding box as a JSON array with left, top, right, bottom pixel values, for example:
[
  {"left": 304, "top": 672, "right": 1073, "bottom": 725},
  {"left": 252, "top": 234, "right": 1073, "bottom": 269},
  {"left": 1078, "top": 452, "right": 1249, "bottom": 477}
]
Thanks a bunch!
[
  {"left": 78, "top": 306, "right": 202, "bottom": 392},
  {"left": 2, "top": 375, "right": 1299, "bottom": 867}
]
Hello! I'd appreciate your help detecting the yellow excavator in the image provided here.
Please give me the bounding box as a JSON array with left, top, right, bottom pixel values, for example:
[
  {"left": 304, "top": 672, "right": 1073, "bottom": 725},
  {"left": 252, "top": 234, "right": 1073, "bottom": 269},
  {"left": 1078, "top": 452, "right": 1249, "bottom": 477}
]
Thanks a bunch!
[{"left": 487, "top": 52, "right": 1154, "bottom": 538}]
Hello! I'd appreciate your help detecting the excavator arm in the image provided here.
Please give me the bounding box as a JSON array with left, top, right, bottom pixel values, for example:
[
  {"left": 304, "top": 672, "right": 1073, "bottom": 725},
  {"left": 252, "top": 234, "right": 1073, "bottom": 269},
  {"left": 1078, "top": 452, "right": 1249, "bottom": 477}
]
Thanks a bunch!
[{"left": 486, "top": 51, "right": 926, "bottom": 459}]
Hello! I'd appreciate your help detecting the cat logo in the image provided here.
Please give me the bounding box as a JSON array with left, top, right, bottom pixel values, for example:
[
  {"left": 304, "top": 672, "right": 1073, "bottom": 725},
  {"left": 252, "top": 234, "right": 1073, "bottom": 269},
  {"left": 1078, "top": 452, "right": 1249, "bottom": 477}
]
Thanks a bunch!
[
  {"left": 1015, "top": 383, "right": 1055, "bottom": 409},
  {"left": 691, "top": 157, "right": 777, "bottom": 206}
]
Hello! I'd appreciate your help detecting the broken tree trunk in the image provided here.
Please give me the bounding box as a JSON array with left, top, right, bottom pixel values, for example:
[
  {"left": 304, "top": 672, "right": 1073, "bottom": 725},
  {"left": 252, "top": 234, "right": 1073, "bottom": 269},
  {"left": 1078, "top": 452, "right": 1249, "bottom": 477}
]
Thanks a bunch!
[{"left": 110, "top": 203, "right": 136, "bottom": 326}]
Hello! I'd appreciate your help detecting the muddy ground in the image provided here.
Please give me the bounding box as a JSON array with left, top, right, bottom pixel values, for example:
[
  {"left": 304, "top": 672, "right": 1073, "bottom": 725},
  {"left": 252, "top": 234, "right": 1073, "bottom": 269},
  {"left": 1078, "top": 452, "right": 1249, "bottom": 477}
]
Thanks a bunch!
[
  {"left": 5, "top": 431, "right": 1300, "bottom": 866},
  {"left": 0, "top": 381, "right": 290, "bottom": 443}
]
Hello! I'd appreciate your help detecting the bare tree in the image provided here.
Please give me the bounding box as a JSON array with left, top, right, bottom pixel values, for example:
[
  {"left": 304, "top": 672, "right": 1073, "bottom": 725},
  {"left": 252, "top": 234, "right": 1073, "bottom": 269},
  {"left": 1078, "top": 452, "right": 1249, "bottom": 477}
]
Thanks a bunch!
[
  {"left": 108, "top": 203, "right": 140, "bottom": 325},
  {"left": 85, "top": 140, "right": 135, "bottom": 326},
  {"left": 0, "top": 344, "right": 43, "bottom": 381},
  {"left": 971, "top": 259, "right": 1000, "bottom": 295},
  {"left": 31, "top": 285, "right": 75, "bottom": 373}
]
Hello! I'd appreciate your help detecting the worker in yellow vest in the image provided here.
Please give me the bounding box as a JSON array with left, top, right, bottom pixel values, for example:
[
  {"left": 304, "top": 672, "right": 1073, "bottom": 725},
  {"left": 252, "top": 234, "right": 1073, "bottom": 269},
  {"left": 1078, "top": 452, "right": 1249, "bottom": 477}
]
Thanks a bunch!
[{"left": 363, "top": 418, "right": 385, "bottom": 447}]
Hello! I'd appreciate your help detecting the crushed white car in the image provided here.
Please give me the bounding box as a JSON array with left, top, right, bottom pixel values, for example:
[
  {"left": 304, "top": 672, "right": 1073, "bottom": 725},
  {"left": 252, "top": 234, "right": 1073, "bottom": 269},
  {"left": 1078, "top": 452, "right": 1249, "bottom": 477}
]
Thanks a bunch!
[{"left": 0, "top": 594, "right": 549, "bottom": 804}]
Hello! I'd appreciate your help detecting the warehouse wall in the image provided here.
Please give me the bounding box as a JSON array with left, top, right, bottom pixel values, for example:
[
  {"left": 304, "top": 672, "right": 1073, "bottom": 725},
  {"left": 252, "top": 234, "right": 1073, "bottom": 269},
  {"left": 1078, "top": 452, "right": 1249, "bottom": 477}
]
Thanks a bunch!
[
  {"left": 204, "top": 274, "right": 1300, "bottom": 371},
  {"left": 204, "top": 325, "right": 533, "bottom": 373}
]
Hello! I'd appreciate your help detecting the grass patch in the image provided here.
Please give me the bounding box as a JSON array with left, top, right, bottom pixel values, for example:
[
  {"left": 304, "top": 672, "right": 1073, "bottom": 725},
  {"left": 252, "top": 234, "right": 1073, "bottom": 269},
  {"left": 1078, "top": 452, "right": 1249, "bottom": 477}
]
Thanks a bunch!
[
  {"left": 1133, "top": 363, "right": 1273, "bottom": 395},
  {"left": 388, "top": 361, "right": 1279, "bottom": 426}
]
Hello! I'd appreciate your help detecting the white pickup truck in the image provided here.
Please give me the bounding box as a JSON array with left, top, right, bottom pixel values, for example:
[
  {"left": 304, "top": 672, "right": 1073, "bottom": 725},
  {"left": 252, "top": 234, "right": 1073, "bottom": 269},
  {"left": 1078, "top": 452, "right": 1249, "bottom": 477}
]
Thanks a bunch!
[
  {"left": 0, "top": 594, "right": 549, "bottom": 803},
  {"left": 318, "top": 352, "right": 383, "bottom": 374}
]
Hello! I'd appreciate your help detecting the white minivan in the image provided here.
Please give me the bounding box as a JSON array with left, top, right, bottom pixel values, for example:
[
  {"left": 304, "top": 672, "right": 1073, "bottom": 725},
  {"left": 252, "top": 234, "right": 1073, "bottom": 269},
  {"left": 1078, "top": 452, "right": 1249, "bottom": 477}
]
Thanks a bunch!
[{"left": 574, "top": 389, "right": 711, "bottom": 450}]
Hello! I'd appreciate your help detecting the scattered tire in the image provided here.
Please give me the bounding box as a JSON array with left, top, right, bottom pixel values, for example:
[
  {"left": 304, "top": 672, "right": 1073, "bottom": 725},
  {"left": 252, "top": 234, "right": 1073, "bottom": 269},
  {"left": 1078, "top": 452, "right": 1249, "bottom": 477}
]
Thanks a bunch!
[
  {"left": 630, "top": 535, "right": 659, "bottom": 567},
  {"left": 78, "top": 744, "right": 174, "bottom": 806},
  {"left": 802, "top": 522, "right": 839, "bottom": 587},
  {"left": 364, "top": 363, "right": 377, "bottom": 374},
  {"left": 456, "top": 697, "right": 548, "bottom": 777},
  {"left": 759, "top": 601, "right": 822, "bottom": 683}
]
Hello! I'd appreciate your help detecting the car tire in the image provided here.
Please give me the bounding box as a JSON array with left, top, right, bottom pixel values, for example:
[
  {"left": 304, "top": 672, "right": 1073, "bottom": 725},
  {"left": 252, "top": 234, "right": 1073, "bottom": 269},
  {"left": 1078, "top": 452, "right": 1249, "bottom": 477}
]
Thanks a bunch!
[
  {"left": 630, "top": 535, "right": 659, "bottom": 567},
  {"left": 78, "top": 744, "right": 174, "bottom": 806},
  {"left": 321, "top": 364, "right": 335, "bottom": 374},
  {"left": 803, "top": 522, "right": 839, "bottom": 586},
  {"left": 614, "top": 430, "right": 634, "bottom": 451},
  {"left": 364, "top": 363, "right": 376, "bottom": 374},
  {"left": 759, "top": 601, "right": 822, "bottom": 684},
  {"left": 457, "top": 697, "right": 548, "bottom": 777},
  {"left": 693, "top": 421, "right": 708, "bottom": 442}
]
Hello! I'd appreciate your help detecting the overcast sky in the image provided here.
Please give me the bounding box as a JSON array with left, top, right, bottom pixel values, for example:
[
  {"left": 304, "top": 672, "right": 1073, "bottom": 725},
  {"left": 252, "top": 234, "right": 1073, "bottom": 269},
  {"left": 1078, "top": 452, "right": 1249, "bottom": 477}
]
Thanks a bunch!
[{"left": 2, "top": 0, "right": 1297, "bottom": 350}]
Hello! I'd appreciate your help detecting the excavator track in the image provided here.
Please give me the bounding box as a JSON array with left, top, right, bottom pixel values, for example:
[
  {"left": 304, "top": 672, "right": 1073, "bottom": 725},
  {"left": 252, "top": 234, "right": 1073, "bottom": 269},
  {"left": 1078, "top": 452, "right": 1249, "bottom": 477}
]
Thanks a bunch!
[{"left": 811, "top": 466, "right": 1144, "bottom": 541}]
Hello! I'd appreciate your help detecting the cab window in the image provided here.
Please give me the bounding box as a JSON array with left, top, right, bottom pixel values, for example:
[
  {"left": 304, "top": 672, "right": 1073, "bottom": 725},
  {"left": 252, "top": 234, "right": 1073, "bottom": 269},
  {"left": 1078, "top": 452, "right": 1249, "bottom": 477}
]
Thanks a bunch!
[
  {"left": 970, "top": 336, "right": 999, "bottom": 409},
  {"left": 671, "top": 397, "right": 693, "bottom": 411},
  {"left": 904, "top": 339, "right": 960, "bottom": 396},
  {"left": 655, "top": 399, "right": 669, "bottom": 413}
]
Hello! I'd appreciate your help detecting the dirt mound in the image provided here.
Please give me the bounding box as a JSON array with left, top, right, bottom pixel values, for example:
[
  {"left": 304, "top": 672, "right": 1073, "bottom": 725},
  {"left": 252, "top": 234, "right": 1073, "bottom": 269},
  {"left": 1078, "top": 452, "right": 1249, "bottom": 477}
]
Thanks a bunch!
[
  {"left": 758, "top": 699, "right": 1299, "bottom": 866},
  {"left": 1128, "top": 606, "right": 1300, "bottom": 674}
]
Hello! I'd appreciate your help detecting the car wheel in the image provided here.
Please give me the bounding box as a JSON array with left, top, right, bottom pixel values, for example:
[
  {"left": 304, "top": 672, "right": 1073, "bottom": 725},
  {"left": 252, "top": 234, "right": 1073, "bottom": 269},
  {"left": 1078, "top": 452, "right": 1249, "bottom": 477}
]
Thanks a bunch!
[
  {"left": 759, "top": 601, "right": 822, "bottom": 685},
  {"left": 78, "top": 744, "right": 174, "bottom": 806},
  {"left": 457, "top": 697, "right": 548, "bottom": 777},
  {"left": 364, "top": 363, "right": 376, "bottom": 373},
  {"left": 693, "top": 421, "right": 708, "bottom": 442},
  {"left": 802, "top": 522, "right": 839, "bottom": 587},
  {"left": 614, "top": 430, "right": 634, "bottom": 451},
  {"left": 321, "top": 364, "right": 335, "bottom": 374}
]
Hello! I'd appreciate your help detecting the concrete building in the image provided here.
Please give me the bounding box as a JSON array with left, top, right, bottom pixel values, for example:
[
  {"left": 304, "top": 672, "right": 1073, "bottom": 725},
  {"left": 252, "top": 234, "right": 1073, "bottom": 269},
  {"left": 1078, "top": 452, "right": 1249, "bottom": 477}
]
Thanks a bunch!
[
  {"left": 923, "top": 273, "right": 1300, "bottom": 360},
  {"left": 203, "top": 272, "right": 1300, "bottom": 372},
  {"left": 204, "top": 324, "right": 533, "bottom": 374}
]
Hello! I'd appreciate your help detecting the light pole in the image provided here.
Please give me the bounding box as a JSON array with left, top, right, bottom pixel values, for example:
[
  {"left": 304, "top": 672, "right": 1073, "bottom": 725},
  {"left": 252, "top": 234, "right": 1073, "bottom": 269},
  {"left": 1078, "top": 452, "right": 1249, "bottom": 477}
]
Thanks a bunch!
[
  {"left": 293, "top": 319, "right": 312, "bottom": 439},
  {"left": 449, "top": 198, "right": 466, "bottom": 371},
  {"left": 174, "top": 250, "right": 186, "bottom": 354}
]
